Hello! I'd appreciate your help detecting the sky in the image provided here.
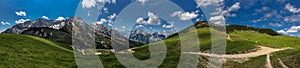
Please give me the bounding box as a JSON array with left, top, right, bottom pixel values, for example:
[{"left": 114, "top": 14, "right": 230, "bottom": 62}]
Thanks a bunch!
[{"left": 0, "top": 0, "right": 300, "bottom": 37}]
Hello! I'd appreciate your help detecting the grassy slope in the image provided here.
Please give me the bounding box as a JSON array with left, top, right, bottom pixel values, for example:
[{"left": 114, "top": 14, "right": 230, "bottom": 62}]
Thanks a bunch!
[
  {"left": 99, "top": 28, "right": 258, "bottom": 68},
  {"left": 1, "top": 28, "right": 298, "bottom": 67},
  {"left": 0, "top": 34, "right": 75, "bottom": 68},
  {"left": 223, "top": 31, "right": 300, "bottom": 68}
]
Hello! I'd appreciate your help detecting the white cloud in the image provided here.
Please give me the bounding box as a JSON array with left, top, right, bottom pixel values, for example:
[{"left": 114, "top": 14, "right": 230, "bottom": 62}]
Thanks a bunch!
[
  {"left": 108, "top": 13, "right": 117, "bottom": 20},
  {"left": 108, "top": 23, "right": 113, "bottom": 26},
  {"left": 225, "top": 13, "right": 237, "bottom": 17},
  {"left": 196, "top": 18, "right": 201, "bottom": 21},
  {"left": 15, "top": 11, "right": 26, "bottom": 16},
  {"left": 82, "top": 0, "right": 96, "bottom": 8},
  {"left": 55, "top": 17, "right": 65, "bottom": 21},
  {"left": 277, "top": 30, "right": 288, "bottom": 35},
  {"left": 195, "top": 0, "right": 224, "bottom": 8},
  {"left": 284, "top": 18, "right": 289, "bottom": 22},
  {"left": 136, "top": 17, "right": 145, "bottom": 24},
  {"left": 97, "top": 0, "right": 116, "bottom": 3},
  {"left": 269, "top": 23, "right": 283, "bottom": 27},
  {"left": 106, "top": 13, "right": 117, "bottom": 25},
  {"left": 135, "top": 25, "right": 144, "bottom": 28},
  {"left": 15, "top": 19, "right": 30, "bottom": 24},
  {"left": 42, "top": 16, "right": 49, "bottom": 20},
  {"left": 227, "top": 2, "right": 240, "bottom": 12},
  {"left": 209, "top": 15, "right": 225, "bottom": 25},
  {"left": 283, "top": 15, "right": 300, "bottom": 22},
  {"left": 162, "top": 21, "right": 174, "bottom": 28},
  {"left": 209, "top": 2, "right": 240, "bottom": 25},
  {"left": 122, "top": 26, "right": 126, "bottom": 28},
  {"left": 287, "top": 26, "right": 300, "bottom": 33},
  {"left": 277, "top": 26, "right": 300, "bottom": 35},
  {"left": 136, "top": 12, "right": 161, "bottom": 25},
  {"left": 223, "top": 2, "right": 241, "bottom": 16},
  {"left": 285, "top": 3, "right": 300, "bottom": 13},
  {"left": 262, "top": 7, "right": 269, "bottom": 11},
  {"left": 1, "top": 21, "right": 10, "bottom": 25},
  {"left": 81, "top": 0, "right": 116, "bottom": 8},
  {"left": 255, "top": 7, "right": 270, "bottom": 13},
  {"left": 163, "top": 24, "right": 174, "bottom": 29},
  {"left": 264, "top": 10, "right": 278, "bottom": 18},
  {"left": 171, "top": 11, "right": 198, "bottom": 21},
  {"left": 95, "top": 18, "right": 107, "bottom": 24},
  {"left": 138, "top": 0, "right": 148, "bottom": 5},
  {"left": 103, "top": 7, "right": 109, "bottom": 13}
]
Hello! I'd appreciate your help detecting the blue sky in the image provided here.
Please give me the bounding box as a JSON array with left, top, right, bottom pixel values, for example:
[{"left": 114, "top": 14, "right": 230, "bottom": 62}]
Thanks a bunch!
[
  {"left": 0, "top": 0, "right": 80, "bottom": 31},
  {"left": 0, "top": 0, "right": 300, "bottom": 37}
]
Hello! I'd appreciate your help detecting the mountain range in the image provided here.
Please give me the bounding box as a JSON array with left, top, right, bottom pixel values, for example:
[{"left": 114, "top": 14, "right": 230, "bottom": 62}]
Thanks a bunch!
[{"left": 1, "top": 17, "right": 148, "bottom": 50}]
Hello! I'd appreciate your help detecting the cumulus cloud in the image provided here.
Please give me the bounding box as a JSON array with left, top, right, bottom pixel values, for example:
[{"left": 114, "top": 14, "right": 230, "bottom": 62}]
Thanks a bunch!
[
  {"left": 209, "top": 15, "right": 226, "bottom": 25},
  {"left": 227, "top": 2, "right": 240, "bottom": 12},
  {"left": 106, "top": 13, "right": 117, "bottom": 26},
  {"left": 108, "top": 13, "right": 117, "bottom": 20},
  {"left": 285, "top": 3, "right": 300, "bottom": 13},
  {"left": 162, "top": 21, "right": 174, "bottom": 29},
  {"left": 55, "top": 17, "right": 65, "bottom": 21},
  {"left": 171, "top": 11, "right": 198, "bottom": 21},
  {"left": 82, "top": 0, "right": 116, "bottom": 8},
  {"left": 95, "top": 18, "right": 107, "bottom": 25},
  {"left": 195, "top": 0, "right": 224, "bottom": 8},
  {"left": 163, "top": 25, "right": 173, "bottom": 28},
  {"left": 42, "top": 16, "right": 49, "bottom": 20},
  {"left": 277, "top": 30, "right": 288, "bottom": 35},
  {"left": 15, "top": 19, "right": 30, "bottom": 24},
  {"left": 138, "top": 0, "right": 148, "bottom": 5},
  {"left": 209, "top": 2, "right": 240, "bottom": 25},
  {"left": 222, "top": 2, "right": 241, "bottom": 17},
  {"left": 277, "top": 26, "right": 300, "bottom": 35},
  {"left": 82, "top": 0, "right": 96, "bottom": 8},
  {"left": 1, "top": 21, "right": 10, "bottom": 25},
  {"left": 15, "top": 11, "right": 26, "bottom": 16},
  {"left": 287, "top": 26, "right": 300, "bottom": 33},
  {"left": 136, "top": 12, "right": 161, "bottom": 25},
  {"left": 103, "top": 7, "right": 109, "bottom": 13}
]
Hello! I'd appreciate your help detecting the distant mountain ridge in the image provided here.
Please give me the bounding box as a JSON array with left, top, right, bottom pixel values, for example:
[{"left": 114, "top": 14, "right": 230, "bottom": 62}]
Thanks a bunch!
[
  {"left": 2, "top": 17, "right": 144, "bottom": 50},
  {"left": 2, "top": 18, "right": 64, "bottom": 34}
]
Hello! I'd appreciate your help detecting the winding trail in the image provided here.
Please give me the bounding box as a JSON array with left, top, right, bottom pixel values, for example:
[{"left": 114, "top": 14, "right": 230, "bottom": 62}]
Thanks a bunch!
[
  {"left": 265, "top": 54, "right": 273, "bottom": 68},
  {"left": 278, "top": 59, "right": 288, "bottom": 68},
  {"left": 186, "top": 46, "right": 292, "bottom": 59}
]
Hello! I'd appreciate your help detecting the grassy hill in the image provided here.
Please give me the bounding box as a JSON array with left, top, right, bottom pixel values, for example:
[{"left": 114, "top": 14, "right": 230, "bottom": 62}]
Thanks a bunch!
[
  {"left": 98, "top": 22, "right": 300, "bottom": 68},
  {"left": 1, "top": 21, "right": 300, "bottom": 68},
  {"left": 223, "top": 31, "right": 300, "bottom": 67},
  {"left": 0, "top": 34, "right": 76, "bottom": 68},
  {"left": 98, "top": 27, "right": 260, "bottom": 68}
]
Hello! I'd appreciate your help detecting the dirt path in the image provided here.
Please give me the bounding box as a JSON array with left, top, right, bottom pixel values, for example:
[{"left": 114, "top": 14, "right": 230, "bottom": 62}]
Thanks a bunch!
[
  {"left": 186, "top": 46, "right": 292, "bottom": 59},
  {"left": 278, "top": 59, "right": 288, "bottom": 68},
  {"left": 265, "top": 54, "right": 273, "bottom": 68}
]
